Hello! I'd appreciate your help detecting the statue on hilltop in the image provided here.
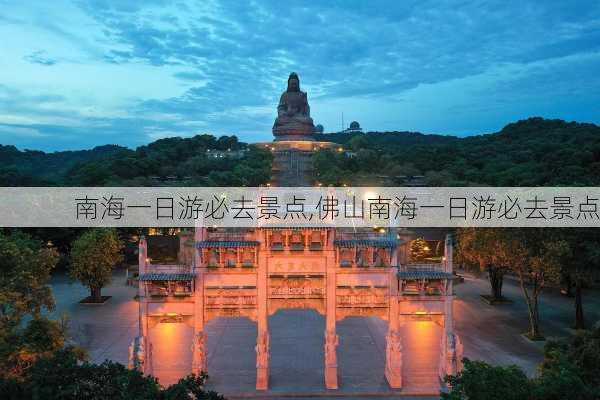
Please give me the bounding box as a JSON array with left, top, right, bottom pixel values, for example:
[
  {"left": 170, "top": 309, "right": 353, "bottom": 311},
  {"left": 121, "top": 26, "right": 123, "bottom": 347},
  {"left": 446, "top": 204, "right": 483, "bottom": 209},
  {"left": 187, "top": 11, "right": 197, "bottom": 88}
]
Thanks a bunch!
[{"left": 272, "top": 72, "right": 315, "bottom": 141}]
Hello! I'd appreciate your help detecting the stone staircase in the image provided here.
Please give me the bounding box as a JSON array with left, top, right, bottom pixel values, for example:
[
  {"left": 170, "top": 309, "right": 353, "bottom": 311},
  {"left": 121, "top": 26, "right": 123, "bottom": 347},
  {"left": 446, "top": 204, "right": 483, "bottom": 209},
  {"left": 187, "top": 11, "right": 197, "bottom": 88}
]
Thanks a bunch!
[{"left": 270, "top": 149, "right": 315, "bottom": 186}]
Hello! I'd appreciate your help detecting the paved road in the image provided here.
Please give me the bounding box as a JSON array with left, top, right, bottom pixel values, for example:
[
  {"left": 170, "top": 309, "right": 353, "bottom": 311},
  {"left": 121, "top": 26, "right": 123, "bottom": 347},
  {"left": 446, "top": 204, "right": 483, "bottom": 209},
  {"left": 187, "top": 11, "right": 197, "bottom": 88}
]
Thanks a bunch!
[
  {"left": 454, "top": 270, "right": 600, "bottom": 375},
  {"left": 48, "top": 268, "right": 600, "bottom": 397}
]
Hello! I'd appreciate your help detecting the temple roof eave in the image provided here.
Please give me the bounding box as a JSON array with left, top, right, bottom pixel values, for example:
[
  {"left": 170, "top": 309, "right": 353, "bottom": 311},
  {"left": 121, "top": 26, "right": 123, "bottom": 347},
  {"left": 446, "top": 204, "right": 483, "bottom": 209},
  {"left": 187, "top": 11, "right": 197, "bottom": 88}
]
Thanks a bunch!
[
  {"left": 196, "top": 240, "right": 260, "bottom": 248},
  {"left": 139, "top": 272, "right": 196, "bottom": 281},
  {"left": 333, "top": 239, "right": 402, "bottom": 248},
  {"left": 396, "top": 271, "right": 453, "bottom": 280}
]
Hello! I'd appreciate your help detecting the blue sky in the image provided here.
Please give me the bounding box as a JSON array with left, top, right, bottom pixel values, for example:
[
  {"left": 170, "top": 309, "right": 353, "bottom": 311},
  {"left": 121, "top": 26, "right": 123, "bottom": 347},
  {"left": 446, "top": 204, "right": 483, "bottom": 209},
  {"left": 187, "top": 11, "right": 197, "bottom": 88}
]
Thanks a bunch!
[{"left": 1, "top": 0, "right": 600, "bottom": 151}]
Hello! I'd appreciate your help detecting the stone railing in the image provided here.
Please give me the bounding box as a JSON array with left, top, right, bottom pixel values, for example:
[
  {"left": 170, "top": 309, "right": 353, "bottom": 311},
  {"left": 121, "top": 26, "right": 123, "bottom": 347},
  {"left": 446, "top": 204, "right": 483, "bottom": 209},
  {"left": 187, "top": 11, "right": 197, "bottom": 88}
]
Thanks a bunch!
[
  {"left": 147, "top": 263, "right": 192, "bottom": 274},
  {"left": 336, "top": 231, "right": 394, "bottom": 241},
  {"left": 400, "top": 263, "right": 445, "bottom": 272},
  {"left": 205, "top": 232, "right": 255, "bottom": 241}
]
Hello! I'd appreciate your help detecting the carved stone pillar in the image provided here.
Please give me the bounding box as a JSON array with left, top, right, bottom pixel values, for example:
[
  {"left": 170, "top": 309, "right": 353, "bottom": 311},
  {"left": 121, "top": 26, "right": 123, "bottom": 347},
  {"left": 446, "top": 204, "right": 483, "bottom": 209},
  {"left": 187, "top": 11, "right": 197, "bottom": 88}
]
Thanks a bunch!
[
  {"left": 324, "top": 330, "right": 339, "bottom": 389},
  {"left": 192, "top": 217, "right": 206, "bottom": 375},
  {"left": 385, "top": 329, "right": 403, "bottom": 388},
  {"left": 385, "top": 265, "right": 402, "bottom": 388},
  {"left": 191, "top": 331, "right": 206, "bottom": 375},
  {"left": 256, "top": 331, "right": 270, "bottom": 390},
  {"left": 439, "top": 233, "right": 463, "bottom": 379},
  {"left": 131, "top": 237, "right": 152, "bottom": 375},
  {"left": 440, "top": 330, "right": 463, "bottom": 378},
  {"left": 439, "top": 282, "right": 464, "bottom": 379},
  {"left": 324, "top": 226, "right": 338, "bottom": 389},
  {"left": 129, "top": 335, "right": 152, "bottom": 375},
  {"left": 256, "top": 236, "right": 269, "bottom": 390}
]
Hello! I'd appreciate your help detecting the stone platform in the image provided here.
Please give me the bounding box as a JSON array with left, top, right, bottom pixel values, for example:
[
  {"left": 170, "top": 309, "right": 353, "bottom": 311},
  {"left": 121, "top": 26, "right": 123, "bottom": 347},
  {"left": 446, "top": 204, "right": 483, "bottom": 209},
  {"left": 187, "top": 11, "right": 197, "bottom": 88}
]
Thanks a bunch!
[{"left": 256, "top": 140, "right": 337, "bottom": 152}]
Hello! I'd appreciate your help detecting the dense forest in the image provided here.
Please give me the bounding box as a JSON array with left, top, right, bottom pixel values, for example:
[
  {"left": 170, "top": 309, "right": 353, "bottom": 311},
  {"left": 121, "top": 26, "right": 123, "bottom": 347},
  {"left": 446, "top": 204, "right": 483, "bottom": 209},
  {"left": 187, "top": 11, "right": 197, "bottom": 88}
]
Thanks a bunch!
[
  {"left": 314, "top": 118, "right": 600, "bottom": 186},
  {"left": 2, "top": 117, "right": 600, "bottom": 187},
  {"left": 0, "top": 135, "right": 272, "bottom": 187}
]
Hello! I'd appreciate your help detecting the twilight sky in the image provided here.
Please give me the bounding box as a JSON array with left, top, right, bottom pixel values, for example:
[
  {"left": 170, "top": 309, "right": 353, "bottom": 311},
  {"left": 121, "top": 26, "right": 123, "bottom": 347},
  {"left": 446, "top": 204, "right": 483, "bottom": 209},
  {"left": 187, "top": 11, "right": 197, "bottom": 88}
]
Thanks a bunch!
[{"left": 1, "top": 0, "right": 600, "bottom": 151}]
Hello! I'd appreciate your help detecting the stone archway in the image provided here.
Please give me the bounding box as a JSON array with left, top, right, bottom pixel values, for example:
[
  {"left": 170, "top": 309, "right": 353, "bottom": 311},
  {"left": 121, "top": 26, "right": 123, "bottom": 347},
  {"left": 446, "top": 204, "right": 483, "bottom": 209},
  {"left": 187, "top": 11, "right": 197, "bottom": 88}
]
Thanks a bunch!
[
  {"left": 401, "top": 316, "right": 443, "bottom": 392},
  {"left": 148, "top": 318, "right": 193, "bottom": 385},
  {"left": 336, "top": 316, "right": 389, "bottom": 390},
  {"left": 267, "top": 309, "right": 326, "bottom": 390},
  {"left": 203, "top": 316, "right": 258, "bottom": 393}
]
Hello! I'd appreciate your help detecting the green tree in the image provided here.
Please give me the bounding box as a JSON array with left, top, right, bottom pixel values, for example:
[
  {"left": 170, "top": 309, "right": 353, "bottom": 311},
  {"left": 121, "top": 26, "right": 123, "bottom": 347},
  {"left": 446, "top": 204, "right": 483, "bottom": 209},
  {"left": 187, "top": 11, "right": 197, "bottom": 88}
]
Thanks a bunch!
[
  {"left": 409, "top": 237, "right": 430, "bottom": 262},
  {"left": 456, "top": 228, "right": 508, "bottom": 301},
  {"left": 497, "top": 229, "right": 563, "bottom": 339},
  {"left": 70, "top": 228, "right": 123, "bottom": 303},
  {"left": 347, "top": 134, "right": 369, "bottom": 152},
  {"left": 534, "top": 349, "right": 594, "bottom": 400},
  {"left": 1, "top": 317, "right": 74, "bottom": 380},
  {"left": 442, "top": 358, "right": 532, "bottom": 400},
  {"left": 533, "top": 322, "right": 600, "bottom": 399},
  {"left": 553, "top": 229, "right": 600, "bottom": 329},
  {"left": 0, "top": 347, "right": 224, "bottom": 400},
  {"left": 160, "top": 373, "right": 224, "bottom": 400},
  {"left": 4, "top": 347, "right": 160, "bottom": 400},
  {"left": 0, "top": 231, "right": 58, "bottom": 330}
]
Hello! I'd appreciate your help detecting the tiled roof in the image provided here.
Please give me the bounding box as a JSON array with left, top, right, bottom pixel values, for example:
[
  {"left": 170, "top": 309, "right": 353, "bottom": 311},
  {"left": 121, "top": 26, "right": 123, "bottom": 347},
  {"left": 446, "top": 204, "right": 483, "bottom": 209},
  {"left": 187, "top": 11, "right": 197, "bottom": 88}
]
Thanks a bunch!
[
  {"left": 261, "top": 226, "right": 331, "bottom": 229},
  {"left": 397, "top": 271, "right": 453, "bottom": 280},
  {"left": 334, "top": 239, "right": 398, "bottom": 248},
  {"left": 139, "top": 272, "right": 196, "bottom": 281},
  {"left": 196, "top": 240, "right": 259, "bottom": 248}
]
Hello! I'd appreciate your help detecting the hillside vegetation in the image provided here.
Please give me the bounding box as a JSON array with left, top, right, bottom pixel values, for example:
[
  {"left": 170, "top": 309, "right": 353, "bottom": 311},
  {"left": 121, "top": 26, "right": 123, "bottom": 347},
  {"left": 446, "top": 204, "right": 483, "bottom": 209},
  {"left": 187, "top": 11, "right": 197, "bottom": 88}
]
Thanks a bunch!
[
  {"left": 0, "top": 135, "right": 272, "bottom": 187},
  {"left": 314, "top": 118, "right": 600, "bottom": 186}
]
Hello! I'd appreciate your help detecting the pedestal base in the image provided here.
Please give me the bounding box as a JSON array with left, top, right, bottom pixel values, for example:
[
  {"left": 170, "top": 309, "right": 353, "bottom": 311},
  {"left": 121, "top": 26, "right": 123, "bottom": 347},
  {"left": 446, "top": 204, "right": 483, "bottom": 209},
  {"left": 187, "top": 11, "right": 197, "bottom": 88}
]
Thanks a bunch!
[
  {"left": 385, "top": 368, "right": 402, "bottom": 389},
  {"left": 256, "top": 367, "right": 269, "bottom": 390},
  {"left": 325, "top": 366, "right": 338, "bottom": 389}
]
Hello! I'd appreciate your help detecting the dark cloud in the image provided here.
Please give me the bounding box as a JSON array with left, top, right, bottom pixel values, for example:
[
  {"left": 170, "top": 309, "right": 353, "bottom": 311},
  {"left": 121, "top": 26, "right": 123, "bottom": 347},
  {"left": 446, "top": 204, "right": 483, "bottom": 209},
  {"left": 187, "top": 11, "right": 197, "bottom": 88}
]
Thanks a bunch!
[{"left": 3, "top": 0, "right": 600, "bottom": 150}]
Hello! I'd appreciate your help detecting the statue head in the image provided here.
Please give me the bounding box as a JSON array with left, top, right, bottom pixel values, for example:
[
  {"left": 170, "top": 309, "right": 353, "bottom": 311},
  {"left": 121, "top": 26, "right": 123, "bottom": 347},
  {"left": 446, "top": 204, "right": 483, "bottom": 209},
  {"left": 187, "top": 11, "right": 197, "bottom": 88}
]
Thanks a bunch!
[{"left": 287, "top": 72, "right": 300, "bottom": 92}]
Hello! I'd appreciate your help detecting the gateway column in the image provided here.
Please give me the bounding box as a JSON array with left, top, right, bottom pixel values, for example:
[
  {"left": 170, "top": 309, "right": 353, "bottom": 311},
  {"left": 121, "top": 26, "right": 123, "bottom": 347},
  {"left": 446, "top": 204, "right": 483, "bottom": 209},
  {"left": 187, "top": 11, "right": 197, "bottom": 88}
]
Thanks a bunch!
[
  {"left": 129, "top": 236, "right": 153, "bottom": 375},
  {"left": 439, "top": 234, "right": 463, "bottom": 379},
  {"left": 324, "top": 228, "right": 339, "bottom": 389},
  {"left": 192, "top": 217, "right": 207, "bottom": 375},
  {"left": 385, "top": 228, "right": 402, "bottom": 388},
  {"left": 256, "top": 234, "right": 270, "bottom": 390}
]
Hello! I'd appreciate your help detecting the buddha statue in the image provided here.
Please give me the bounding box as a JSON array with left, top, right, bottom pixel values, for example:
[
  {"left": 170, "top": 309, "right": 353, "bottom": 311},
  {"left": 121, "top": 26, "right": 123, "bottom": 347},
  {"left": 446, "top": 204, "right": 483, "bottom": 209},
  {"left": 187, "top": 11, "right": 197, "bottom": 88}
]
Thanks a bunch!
[{"left": 272, "top": 72, "right": 315, "bottom": 140}]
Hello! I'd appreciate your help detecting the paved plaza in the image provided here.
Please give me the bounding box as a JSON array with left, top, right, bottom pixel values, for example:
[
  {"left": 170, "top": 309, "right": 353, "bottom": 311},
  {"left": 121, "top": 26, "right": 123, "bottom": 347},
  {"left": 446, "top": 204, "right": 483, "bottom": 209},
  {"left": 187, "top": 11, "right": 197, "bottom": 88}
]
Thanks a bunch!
[{"left": 48, "top": 268, "right": 600, "bottom": 398}]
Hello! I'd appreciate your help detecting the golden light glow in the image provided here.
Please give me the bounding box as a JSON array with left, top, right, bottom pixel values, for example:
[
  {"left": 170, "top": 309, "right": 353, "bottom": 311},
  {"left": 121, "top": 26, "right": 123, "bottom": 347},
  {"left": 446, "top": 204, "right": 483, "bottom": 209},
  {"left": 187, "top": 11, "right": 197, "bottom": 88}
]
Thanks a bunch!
[{"left": 364, "top": 191, "right": 376, "bottom": 201}]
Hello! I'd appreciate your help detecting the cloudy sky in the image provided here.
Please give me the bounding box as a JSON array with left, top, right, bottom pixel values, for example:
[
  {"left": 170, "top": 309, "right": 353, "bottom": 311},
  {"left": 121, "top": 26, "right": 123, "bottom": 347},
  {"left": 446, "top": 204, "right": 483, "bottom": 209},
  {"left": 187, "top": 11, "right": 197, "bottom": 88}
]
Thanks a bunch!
[{"left": 1, "top": 0, "right": 600, "bottom": 151}]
